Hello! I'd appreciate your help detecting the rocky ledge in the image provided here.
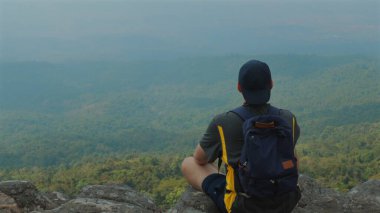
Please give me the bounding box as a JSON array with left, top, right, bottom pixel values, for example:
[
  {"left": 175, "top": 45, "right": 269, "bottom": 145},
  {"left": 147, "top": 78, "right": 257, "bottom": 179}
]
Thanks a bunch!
[{"left": 0, "top": 175, "right": 379, "bottom": 213}]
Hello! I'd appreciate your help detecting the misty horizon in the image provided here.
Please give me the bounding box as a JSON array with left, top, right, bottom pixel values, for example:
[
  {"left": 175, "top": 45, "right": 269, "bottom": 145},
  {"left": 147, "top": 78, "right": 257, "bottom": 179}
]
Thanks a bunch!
[{"left": 1, "top": 0, "right": 379, "bottom": 62}]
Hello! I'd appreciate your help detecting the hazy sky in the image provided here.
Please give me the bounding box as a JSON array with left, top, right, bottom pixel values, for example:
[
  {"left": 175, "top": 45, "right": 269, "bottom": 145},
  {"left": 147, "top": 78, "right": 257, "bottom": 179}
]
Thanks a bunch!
[{"left": 1, "top": 0, "right": 379, "bottom": 61}]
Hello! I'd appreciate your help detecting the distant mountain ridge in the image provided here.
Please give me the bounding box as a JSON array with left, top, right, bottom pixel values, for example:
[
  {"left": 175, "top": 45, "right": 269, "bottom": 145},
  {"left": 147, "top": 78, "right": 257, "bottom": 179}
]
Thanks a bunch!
[
  {"left": 0, "top": 55, "right": 379, "bottom": 168},
  {"left": 0, "top": 55, "right": 379, "bottom": 208}
]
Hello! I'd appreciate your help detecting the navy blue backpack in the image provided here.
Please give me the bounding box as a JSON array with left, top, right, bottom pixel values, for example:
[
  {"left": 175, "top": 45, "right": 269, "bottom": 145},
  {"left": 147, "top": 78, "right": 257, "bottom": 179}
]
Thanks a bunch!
[{"left": 232, "top": 106, "right": 298, "bottom": 198}]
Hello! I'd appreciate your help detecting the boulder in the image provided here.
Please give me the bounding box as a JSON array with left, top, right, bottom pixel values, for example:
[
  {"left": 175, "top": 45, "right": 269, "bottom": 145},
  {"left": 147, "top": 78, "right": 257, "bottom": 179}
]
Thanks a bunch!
[
  {"left": 344, "top": 179, "right": 380, "bottom": 213},
  {"left": 42, "top": 192, "right": 70, "bottom": 208},
  {"left": 293, "top": 174, "right": 346, "bottom": 213},
  {"left": 42, "top": 198, "right": 153, "bottom": 213},
  {"left": 168, "top": 186, "right": 218, "bottom": 213},
  {"left": 0, "top": 191, "right": 20, "bottom": 213},
  {"left": 170, "top": 175, "right": 380, "bottom": 213},
  {"left": 1, "top": 177, "right": 379, "bottom": 213},
  {"left": 43, "top": 184, "right": 160, "bottom": 213},
  {"left": 0, "top": 181, "right": 54, "bottom": 212},
  {"left": 78, "top": 185, "right": 157, "bottom": 211}
]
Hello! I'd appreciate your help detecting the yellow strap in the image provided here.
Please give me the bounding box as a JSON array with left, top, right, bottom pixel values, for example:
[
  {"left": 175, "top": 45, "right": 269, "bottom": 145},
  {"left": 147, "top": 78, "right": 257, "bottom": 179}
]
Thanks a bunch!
[
  {"left": 224, "top": 165, "right": 237, "bottom": 213},
  {"left": 217, "top": 125, "right": 236, "bottom": 213},
  {"left": 292, "top": 116, "right": 295, "bottom": 145},
  {"left": 217, "top": 125, "right": 228, "bottom": 165},
  {"left": 292, "top": 116, "right": 299, "bottom": 170}
]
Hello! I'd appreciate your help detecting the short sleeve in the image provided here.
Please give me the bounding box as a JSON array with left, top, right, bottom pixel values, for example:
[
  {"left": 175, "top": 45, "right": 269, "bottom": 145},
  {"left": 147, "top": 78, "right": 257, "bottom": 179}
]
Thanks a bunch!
[{"left": 199, "top": 116, "right": 221, "bottom": 163}]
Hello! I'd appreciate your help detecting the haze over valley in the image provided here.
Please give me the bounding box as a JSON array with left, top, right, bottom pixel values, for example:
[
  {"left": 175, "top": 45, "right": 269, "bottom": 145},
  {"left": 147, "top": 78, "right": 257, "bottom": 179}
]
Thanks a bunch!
[{"left": 0, "top": 0, "right": 379, "bottom": 208}]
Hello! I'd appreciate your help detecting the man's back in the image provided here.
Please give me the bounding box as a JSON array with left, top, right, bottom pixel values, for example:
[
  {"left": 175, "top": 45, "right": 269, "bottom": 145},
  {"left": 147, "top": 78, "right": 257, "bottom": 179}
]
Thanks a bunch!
[
  {"left": 181, "top": 59, "right": 301, "bottom": 213},
  {"left": 199, "top": 103, "right": 300, "bottom": 167},
  {"left": 199, "top": 103, "right": 301, "bottom": 212}
]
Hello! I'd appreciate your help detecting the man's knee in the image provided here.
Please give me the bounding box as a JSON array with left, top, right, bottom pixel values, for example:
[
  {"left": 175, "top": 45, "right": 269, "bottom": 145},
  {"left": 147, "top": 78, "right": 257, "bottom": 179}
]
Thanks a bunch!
[{"left": 181, "top": 156, "right": 194, "bottom": 175}]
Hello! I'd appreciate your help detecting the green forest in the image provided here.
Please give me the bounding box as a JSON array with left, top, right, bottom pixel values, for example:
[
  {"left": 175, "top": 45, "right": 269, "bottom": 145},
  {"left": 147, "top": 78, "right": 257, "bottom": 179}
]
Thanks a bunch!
[{"left": 0, "top": 55, "right": 379, "bottom": 209}]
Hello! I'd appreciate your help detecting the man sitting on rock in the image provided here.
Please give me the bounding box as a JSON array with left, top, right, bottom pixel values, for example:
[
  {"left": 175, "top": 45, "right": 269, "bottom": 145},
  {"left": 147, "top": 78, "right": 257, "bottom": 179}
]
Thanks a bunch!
[{"left": 182, "top": 59, "right": 301, "bottom": 213}]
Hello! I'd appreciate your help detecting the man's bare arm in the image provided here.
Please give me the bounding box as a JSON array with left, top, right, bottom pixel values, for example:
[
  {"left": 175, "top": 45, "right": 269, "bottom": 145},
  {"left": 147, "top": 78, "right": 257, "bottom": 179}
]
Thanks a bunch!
[{"left": 193, "top": 144, "right": 209, "bottom": 165}]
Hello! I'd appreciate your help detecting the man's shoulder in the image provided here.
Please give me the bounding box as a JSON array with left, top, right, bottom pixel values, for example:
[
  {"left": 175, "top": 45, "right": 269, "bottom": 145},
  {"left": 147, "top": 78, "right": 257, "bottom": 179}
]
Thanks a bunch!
[
  {"left": 210, "top": 110, "right": 243, "bottom": 124},
  {"left": 210, "top": 104, "right": 297, "bottom": 124}
]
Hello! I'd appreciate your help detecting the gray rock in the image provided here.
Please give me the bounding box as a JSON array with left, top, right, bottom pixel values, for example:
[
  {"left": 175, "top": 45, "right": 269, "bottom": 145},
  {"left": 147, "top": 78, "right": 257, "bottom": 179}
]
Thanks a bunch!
[
  {"left": 348, "top": 179, "right": 380, "bottom": 198},
  {"left": 42, "top": 198, "right": 153, "bottom": 213},
  {"left": 168, "top": 186, "right": 218, "bottom": 213},
  {"left": 78, "top": 185, "right": 158, "bottom": 212},
  {"left": 0, "top": 181, "right": 54, "bottom": 212},
  {"left": 0, "top": 181, "right": 160, "bottom": 213},
  {"left": 171, "top": 175, "right": 380, "bottom": 213},
  {"left": 344, "top": 179, "right": 380, "bottom": 213},
  {"left": 42, "top": 192, "right": 70, "bottom": 209},
  {"left": 294, "top": 174, "right": 346, "bottom": 213},
  {"left": 39, "top": 184, "right": 161, "bottom": 213},
  {"left": 0, "top": 191, "right": 20, "bottom": 213},
  {"left": 2, "top": 177, "right": 379, "bottom": 213}
]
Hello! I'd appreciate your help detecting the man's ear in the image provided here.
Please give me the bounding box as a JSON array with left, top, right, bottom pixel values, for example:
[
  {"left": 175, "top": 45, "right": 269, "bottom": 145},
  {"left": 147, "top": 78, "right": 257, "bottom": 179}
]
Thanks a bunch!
[
  {"left": 270, "top": 80, "right": 274, "bottom": 89},
  {"left": 237, "top": 83, "right": 242, "bottom": 92}
]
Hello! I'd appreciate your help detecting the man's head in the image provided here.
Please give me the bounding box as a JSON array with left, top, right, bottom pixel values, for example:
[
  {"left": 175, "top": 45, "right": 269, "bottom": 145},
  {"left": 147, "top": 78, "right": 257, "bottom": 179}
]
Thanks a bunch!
[{"left": 238, "top": 59, "right": 273, "bottom": 105}]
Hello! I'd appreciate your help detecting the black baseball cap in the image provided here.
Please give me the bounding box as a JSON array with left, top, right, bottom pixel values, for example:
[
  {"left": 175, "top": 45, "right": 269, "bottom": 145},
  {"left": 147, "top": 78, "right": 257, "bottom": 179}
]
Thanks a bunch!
[{"left": 238, "top": 60, "right": 272, "bottom": 105}]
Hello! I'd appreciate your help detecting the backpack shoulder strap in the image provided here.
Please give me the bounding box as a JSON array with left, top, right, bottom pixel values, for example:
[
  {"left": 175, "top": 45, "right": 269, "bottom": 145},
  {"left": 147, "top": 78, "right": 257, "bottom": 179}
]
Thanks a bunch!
[
  {"left": 218, "top": 106, "right": 252, "bottom": 173},
  {"left": 269, "top": 106, "right": 297, "bottom": 146},
  {"left": 230, "top": 106, "right": 254, "bottom": 121}
]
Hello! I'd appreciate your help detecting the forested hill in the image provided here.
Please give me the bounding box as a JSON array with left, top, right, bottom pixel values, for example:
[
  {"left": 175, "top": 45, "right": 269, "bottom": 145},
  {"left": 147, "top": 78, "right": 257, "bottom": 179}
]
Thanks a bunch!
[
  {"left": 0, "top": 55, "right": 379, "bottom": 168},
  {"left": 0, "top": 55, "right": 379, "bottom": 188},
  {"left": 0, "top": 55, "right": 379, "bottom": 205}
]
